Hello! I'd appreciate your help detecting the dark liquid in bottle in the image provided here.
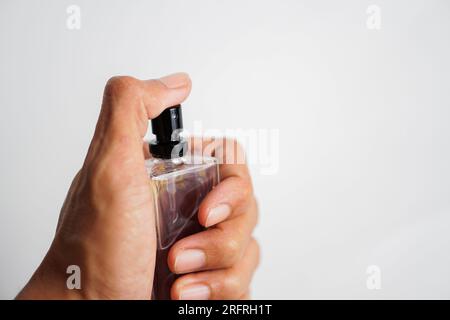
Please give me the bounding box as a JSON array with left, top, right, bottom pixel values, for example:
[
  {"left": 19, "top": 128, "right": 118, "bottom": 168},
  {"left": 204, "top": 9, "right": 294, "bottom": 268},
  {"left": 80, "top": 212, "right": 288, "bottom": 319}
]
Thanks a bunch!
[{"left": 151, "top": 163, "right": 218, "bottom": 300}]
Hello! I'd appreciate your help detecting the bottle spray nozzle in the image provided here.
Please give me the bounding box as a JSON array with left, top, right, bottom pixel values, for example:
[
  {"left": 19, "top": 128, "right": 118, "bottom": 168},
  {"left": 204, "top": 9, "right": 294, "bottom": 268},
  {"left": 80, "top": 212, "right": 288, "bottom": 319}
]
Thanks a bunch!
[{"left": 149, "top": 105, "right": 187, "bottom": 159}]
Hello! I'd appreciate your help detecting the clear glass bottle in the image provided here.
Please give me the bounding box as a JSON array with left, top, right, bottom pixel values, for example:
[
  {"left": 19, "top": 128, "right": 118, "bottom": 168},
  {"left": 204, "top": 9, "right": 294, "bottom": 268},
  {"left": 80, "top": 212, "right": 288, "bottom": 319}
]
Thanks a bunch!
[{"left": 145, "top": 105, "right": 219, "bottom": 300}]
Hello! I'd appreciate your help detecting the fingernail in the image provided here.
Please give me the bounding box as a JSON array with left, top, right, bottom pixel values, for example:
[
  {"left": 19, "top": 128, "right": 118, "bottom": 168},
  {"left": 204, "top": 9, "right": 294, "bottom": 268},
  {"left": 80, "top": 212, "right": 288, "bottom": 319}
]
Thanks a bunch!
[
  {"left": 159, "top": 72, "right": 190, "bottom": 89},
  {"left": 179, "top": 284, "right": 211, "bottom": 300},
  {"left": 205, "top": 204, "right": 231, "bottom": 227},
  {"left": 174, "top": 249, "right": 206, "bottom": 274}
]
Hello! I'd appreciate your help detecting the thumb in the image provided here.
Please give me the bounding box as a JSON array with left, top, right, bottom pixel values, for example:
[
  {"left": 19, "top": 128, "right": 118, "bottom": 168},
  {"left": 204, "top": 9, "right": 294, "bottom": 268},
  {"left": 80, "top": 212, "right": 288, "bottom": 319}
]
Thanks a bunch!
[
  {"left": 47, "top": 74, "right": 191, "bottom": 299},
  {"left": 85, "top": 73, "right": 192, "bottom": 168}
]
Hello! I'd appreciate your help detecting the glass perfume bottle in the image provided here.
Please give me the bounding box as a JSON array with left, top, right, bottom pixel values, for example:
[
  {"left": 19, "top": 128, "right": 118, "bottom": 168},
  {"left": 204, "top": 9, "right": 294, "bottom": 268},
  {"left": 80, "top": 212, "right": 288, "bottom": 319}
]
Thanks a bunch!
[{"left": 145, "top": 105, "right": 219, "bottom": 300}]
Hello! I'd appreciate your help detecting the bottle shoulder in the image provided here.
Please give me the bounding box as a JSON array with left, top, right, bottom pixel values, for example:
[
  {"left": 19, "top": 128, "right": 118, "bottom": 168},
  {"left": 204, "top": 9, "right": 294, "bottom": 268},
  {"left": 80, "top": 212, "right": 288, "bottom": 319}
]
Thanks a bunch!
[{"left": 145, "top": 156, "right": 218, "bottom": 180}]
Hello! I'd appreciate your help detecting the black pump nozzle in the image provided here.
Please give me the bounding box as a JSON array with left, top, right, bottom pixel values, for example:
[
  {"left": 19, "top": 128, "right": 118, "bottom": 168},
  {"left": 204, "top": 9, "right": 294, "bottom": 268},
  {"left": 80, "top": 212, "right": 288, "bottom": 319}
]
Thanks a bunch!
[{"left": 149, "top": 105, "right": 187, "bottom": 159}]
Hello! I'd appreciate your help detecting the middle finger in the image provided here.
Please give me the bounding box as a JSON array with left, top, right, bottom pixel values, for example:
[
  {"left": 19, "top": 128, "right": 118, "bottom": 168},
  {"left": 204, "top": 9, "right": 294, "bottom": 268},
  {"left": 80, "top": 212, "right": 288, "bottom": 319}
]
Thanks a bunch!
[{"left": 168, "top": 197, "right": 258, "bottom": 274}]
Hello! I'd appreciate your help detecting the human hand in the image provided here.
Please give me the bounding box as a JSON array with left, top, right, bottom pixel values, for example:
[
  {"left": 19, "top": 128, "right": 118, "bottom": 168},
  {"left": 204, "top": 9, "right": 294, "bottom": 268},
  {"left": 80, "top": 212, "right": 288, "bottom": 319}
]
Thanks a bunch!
[{"left": 17, "top": 73, "right": 259, "bottom": 300}]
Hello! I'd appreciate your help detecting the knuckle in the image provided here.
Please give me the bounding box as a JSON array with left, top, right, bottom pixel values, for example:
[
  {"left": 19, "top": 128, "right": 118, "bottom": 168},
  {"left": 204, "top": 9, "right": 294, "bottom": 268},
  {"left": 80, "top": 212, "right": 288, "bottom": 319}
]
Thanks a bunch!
[
  {"left": 222, "top": 273, "right": 242, "bottom": 295},
  {"left": 239, "top": 179, "right": 253, "bottom": 199},
  {"left": 231, "top": 178, "right": 253, "bottom": 208},
  {"left": 209, "top": 227, "right": 242, "bottom": 268},
  {"left": 84, "top": 156, "right": 142, "bottom": 205},
  {"left": 221, "top": 237, "right": 241, "bottom": 266},
  {"left": 104, "top": 76, "right": 140, "bottom": 99}
]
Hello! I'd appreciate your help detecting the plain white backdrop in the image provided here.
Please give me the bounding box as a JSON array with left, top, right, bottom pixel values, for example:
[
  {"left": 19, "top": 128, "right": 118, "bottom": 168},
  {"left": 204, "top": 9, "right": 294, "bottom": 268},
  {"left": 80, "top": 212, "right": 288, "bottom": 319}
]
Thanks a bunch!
[{"left": 1, "top": 0, "right": 450, "bottom": 299}]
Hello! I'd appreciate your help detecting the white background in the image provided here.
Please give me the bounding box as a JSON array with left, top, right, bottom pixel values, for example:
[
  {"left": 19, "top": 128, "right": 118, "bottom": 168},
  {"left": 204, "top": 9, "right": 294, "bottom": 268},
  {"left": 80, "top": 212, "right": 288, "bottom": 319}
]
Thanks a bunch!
[{"left": 1, "top": 0, "right": 450, "bottom": 299}]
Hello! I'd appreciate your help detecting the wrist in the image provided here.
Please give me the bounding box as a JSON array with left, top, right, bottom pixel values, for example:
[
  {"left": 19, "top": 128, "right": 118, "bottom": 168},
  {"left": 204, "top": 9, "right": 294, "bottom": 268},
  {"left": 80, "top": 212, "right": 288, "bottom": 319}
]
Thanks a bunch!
[
  {"left": 16, "top": 236, "right": 91, "bottom": 300},
  {"left": 16, "top": 246, "right": 83, "bottom": 299}
]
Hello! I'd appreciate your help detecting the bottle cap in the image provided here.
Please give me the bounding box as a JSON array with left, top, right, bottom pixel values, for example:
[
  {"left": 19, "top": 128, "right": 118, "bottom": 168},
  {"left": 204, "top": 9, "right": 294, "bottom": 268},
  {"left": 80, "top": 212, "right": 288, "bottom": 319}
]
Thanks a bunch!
[{"left": 149, "top": 105, "right": 187, "bottom": 159}]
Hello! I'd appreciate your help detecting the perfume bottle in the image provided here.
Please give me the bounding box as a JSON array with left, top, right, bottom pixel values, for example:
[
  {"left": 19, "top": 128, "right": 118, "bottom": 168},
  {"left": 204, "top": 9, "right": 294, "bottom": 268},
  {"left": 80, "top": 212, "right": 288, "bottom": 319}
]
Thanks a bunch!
[{"left": 145, "top": 105, "right": 219, "bottom": 300}]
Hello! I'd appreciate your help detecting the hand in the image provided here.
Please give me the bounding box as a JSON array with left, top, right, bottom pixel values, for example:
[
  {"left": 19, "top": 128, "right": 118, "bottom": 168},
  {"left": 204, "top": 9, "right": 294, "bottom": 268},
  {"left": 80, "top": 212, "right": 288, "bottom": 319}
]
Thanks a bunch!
[{"left": 17, "top": 73, "right": 259, "bottom": 300}]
